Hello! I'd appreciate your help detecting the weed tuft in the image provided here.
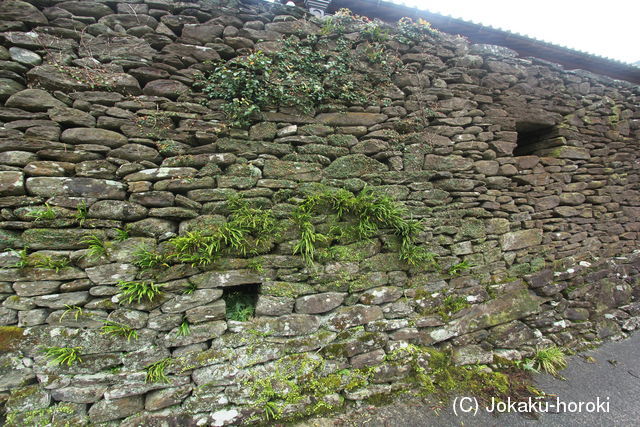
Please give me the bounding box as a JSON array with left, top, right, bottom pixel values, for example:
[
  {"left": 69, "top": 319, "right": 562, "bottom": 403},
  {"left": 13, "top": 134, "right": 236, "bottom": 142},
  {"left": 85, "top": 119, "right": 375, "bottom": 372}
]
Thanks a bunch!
[
  {"left": 74, "top": 201, "right": 88, "bottom": 225},
  {"left": 533, "top": 346, "right": 567, "bottom": 377},
  {"left": 100, "top": 320, "right": 138, "bottom": 341},
  {"left": 42, "top": 347, "right": 82, "bottom": 366},
  {"left": 10, "top": 247, "right": 29, "bottom": 269},
  {"left": 31, "top": 255, "right": 69, "bottom": 272},
  {"left": 114, "top": 227, "right": 130, "bottom": 242},
  {"left": 26, "top": 203, "right": 57, "bottom": 221},
  {"left": 145, "top": 358, "right": 171, "bottom": 383},
  {"left": 133, "top": 247, "right": 169, "bottom": 269},
  {"left": 82, "top": 235, "right": 107, "bottom": 259},
  {"left": 117, "top": 281, "right": 162, "bottom": 305}
]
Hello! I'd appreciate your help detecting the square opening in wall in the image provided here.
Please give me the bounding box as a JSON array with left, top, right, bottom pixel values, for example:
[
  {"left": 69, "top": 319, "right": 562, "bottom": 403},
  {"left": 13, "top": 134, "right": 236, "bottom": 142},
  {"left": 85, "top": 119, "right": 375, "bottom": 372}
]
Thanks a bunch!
[
  {"left": 223, "top": 284, "right": 260, "bottom": 322},
  {"left": 514, "top": 123, "right": 559, "bottom": 156}
]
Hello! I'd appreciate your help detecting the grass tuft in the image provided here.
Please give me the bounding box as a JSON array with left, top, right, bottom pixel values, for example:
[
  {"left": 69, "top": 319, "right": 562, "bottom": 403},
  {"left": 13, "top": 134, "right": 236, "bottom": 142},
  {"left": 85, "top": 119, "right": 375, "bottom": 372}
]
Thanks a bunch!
[
  {"left": 145, "top": 358, "right": 171, "bottom": 383},
  {"left": 100, "top": 320, "right": 138, "bottom": 341},
  {"left": 42, "top": 347, "right": 82, "bottom": 366},
  {"left": 117, "top": 281, "right": 162, "bottom": 305},
  {"left": 26, "top": 203, "right": 57, "bottom": 221},
  {"left": 533, "top": 346, "right": 567, "bottom": 377},
  {"left": 31, "top": 255, "right": 69, "bottom": 272},
  {"left": 82, "top": 235, "right": 107, "bottom": 259}
]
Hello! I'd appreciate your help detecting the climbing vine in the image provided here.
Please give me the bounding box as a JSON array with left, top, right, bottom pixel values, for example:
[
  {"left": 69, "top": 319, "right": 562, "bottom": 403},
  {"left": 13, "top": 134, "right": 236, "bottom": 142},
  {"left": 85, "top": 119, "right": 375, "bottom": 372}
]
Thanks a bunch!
[{"left": 196, "top": 14, "right": 408, "bottom": 128}]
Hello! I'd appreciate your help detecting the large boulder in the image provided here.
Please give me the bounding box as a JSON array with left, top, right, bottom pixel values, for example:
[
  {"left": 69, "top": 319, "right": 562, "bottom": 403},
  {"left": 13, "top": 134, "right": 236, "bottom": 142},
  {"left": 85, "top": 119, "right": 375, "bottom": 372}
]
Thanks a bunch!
[
  {"left": 142, "top": 79, "right": 189, "bottom": 100},
  {"left": 500, "top": 229, "right": 543, "bottom": 251},
  {"left": 180, "top": 23, "right": 224, "bottom": 44},
  {"left": 0, "top": 0, "right": 48, "bottom": 24},
  {"left": 61, "top": 128, "right": 127, "bottom": 148},
  {"left": 79, "top": 35, "right": 157, "bottom": 62},
  {"left": 0, "top": 171, "right": 24, "bottom": 196},
  {"left": 26, "top": 177, "right": 126, "bottom": 199},
  {"left": 5, "top": 89, "right": 65, "bottom": 112},
  {"left": 27, "top": 65, "right": 141, "bottom": 95},
  {"left": 324, "top": 154, "right": 388, "bottom": 178}
]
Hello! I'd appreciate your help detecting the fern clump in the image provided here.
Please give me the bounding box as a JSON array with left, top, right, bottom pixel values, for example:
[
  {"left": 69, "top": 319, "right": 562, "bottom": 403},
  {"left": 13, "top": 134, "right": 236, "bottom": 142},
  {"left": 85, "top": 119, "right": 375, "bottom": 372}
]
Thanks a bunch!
[
  {"left": 42, "top": 347, "right": 82, "bottom": 366},
  {"left": 117, "top": 281, "right": 162, "bottom": 305},
  {"left": 169, "top": 197, "right": 280, "bottom": 266},
  {"left": 291, "top": 187, "right": 437, "bottom": 267}
]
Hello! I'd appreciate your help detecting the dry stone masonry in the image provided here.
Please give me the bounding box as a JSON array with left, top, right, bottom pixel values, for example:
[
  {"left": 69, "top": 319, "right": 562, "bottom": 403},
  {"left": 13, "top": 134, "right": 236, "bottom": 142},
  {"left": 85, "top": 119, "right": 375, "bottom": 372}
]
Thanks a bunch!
[{"left": 0, "top": 0, "right": 639, "bottom": 425}]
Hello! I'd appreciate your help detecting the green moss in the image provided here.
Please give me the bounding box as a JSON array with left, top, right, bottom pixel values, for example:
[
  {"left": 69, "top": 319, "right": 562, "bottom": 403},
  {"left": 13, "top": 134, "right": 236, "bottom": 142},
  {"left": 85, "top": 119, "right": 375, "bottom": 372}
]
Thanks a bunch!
[
  {"left": 244, "top": 353, "right": 374, "bottom": 422},
  {"left": 4, "top": 403, "right": 76, "bottom": 427},
  {"left": 8, "top": 384, "right": 39, "bottom": 401},
  {"left": 420, "top": 295, "right": 470, "bottom": 321},
  {"left": 385, "top": 345, "right": 525, "bottom": 403},
  {"left": 236, "top": 342, "right": 542, "bottom": 424},
  {"left": 316, "top": 244, "right": 366, "bottom": 262},
  {"left": 529, "top": 257, "right": 546, "bottom": 272},
  {"left": 326, "top": 134, "right": 355, "bottom": 147},
  {"left": 0, "top": 326, "right": 24, "bottom": 352},
  {"left": 365, "top": 390, "right": 404, "bottom": 406},
  {"left": 509, "top": 262, "right": 533, "bottom": 276},
  {"left": 262, "top": 281, "right": 314, "bottom": 298},
  {"left": 320, "top": 342, "right": 349, "bottom": 359}
]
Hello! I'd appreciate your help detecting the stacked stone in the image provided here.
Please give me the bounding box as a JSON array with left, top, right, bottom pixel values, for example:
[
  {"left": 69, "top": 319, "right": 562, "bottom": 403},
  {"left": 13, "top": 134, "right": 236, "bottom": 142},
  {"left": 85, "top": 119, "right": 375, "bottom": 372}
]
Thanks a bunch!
[{"left": 0, "top": 0, "right": 638, "bottom": 424}]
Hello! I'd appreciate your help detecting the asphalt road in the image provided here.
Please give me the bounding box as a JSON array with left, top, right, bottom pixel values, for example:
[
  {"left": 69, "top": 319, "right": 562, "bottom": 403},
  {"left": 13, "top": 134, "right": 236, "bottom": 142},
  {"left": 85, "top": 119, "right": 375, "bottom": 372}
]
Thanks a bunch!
[{"left": 298, "top": 332, "right": 640, "bottom": 427}]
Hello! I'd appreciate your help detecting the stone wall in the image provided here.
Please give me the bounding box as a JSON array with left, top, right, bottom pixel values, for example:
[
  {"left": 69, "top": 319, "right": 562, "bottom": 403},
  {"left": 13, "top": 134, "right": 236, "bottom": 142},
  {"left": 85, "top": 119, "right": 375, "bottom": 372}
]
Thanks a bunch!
[{"left": 0, "top": 0, "right": 639, "bottom": 425}]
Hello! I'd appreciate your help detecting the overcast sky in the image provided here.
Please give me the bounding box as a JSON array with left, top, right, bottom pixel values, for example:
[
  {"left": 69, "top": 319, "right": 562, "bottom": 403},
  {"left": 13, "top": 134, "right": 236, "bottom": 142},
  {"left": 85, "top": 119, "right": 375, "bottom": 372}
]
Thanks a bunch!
[{"left": 398, "top": 0, "right": 639, "bottom": 64}]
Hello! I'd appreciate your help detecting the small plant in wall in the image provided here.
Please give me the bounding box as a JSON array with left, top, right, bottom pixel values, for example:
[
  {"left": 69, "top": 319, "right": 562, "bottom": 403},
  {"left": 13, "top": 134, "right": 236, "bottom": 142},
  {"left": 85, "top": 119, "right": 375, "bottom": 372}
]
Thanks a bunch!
[
  {"left": 145, "top": 358, "right": 172, "bottom": 383},
  {"left": 26, "top": 203, "right": 57, "bottom": 221},
  {"left": 42, "top": 346, "right": 83, "bottom": 366},
  {"left": 114, "top": 227, "right": 130, "bottom": 242},
  {"left": 133, "top": 247, "right": 169, "bottom": 269},
  {"left": 247, "top": 257, "right": 265, "bottom": 273},
  {"left": 436, "top": 295, "right": 471, "bottom": 321},
  {"left": 117, "top": 280, "right": 162, "bottom": 304},
  {"left": 448, "top": 260, "right": 474, "bottom": 277},
  {"left": 168, "top": 196, "right": 280, "bottom": 266},
  {"left": 395, "top": 17, "right": 439, "bottom": 44},
  {"left": 100, "top": 320, "right": 138, "bottom": 341},
  {"left": 196, "top": 34, "right": 389, "bottom": 128},
  {"left": 74, "top": 201, "right": 88, "bottom": 225},
  {"left": 176, "top": 319, "right": 190, "bottom": 337},
  {"left": 225, "top": 289, "right": 257, "bottom": 322},
  {"left": 532, "top": 346, "right": 567, "bottom": 377},
  {"left": 9, "top": 247, "right": 29, "bottom": 269},
  {"left": 59, "top": 305, "right": 85, "bottom": 321},
  {"left": 290, "top": 187, "right": 437, "bottom": 268},
  {"left": 182, "top": 281, "right": 198, "bottom": 295},
  {"left": 31, "top": 255, "right": 70, "bottom": 272},
  {"left": 82, "top": 234, "right": 108, "bottom": 259},
  {"left": 292, "top": 209, "right": 327, "bottom": 264}
]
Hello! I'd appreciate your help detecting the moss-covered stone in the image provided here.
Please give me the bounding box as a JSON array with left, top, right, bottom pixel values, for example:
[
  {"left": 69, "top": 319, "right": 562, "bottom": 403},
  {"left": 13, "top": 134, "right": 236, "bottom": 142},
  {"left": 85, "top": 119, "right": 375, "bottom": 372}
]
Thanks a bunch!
[
  {"left": 324, "top": 154, "right": 388, "bottom": 179},
  {"left": 0, "top": 326, "right": 24, "bottom": 352}
]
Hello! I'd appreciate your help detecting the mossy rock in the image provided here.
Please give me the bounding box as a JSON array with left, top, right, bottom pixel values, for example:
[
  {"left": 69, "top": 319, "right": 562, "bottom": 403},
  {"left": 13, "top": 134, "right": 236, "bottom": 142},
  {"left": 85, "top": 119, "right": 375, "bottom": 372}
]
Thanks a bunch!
[
  {"left": 324, "top": 154, "right": 388, "bottom": 179},
  {"left": 0, "top": 326, "right": 24, "bottom": 352},
  {"left": 262, "top": 281, "right": 315, "bottom": 298}
]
